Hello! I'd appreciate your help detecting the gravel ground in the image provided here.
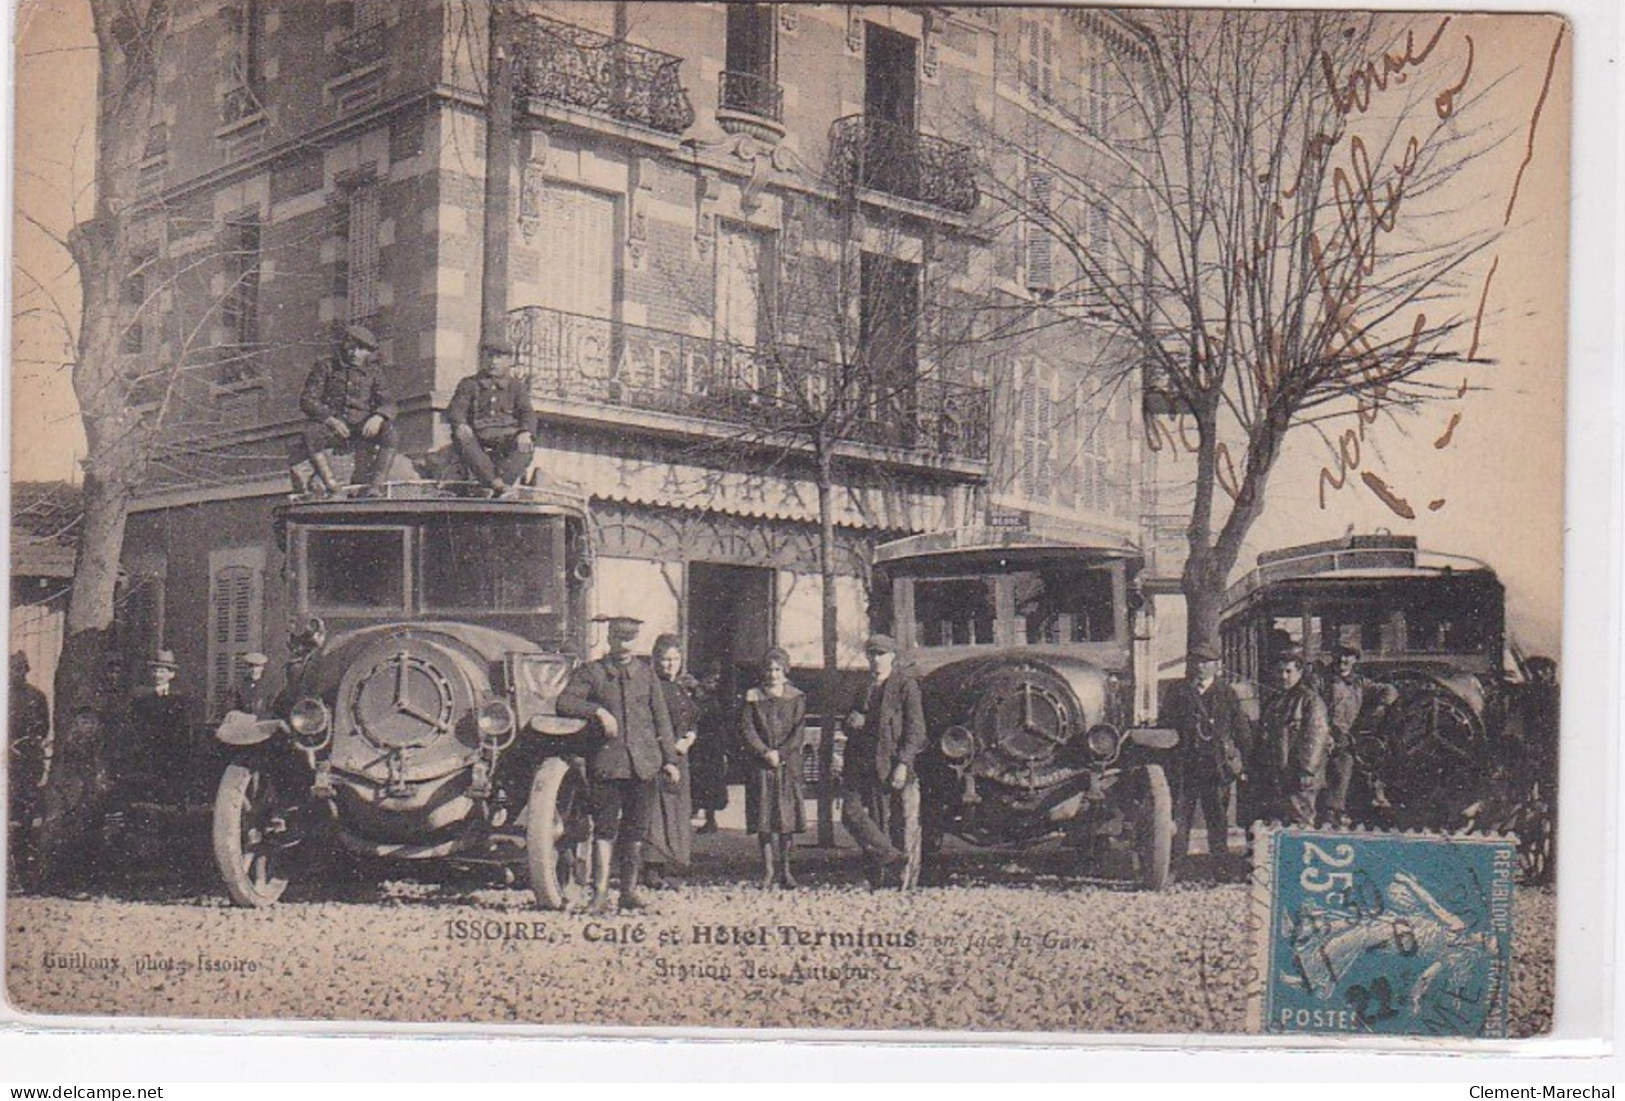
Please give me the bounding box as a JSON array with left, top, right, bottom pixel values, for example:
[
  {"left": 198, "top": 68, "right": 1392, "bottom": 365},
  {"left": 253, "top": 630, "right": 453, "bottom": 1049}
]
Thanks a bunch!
[{"left": 3, "top": 828, "right": 1556, "bottom": 1038}]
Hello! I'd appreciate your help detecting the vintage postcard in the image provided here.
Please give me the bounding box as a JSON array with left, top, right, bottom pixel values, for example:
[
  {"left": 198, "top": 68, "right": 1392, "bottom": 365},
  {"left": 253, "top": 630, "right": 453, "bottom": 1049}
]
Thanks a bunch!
[{"left": 6, "top": 1, "right": 1572, "bottom": 1042}]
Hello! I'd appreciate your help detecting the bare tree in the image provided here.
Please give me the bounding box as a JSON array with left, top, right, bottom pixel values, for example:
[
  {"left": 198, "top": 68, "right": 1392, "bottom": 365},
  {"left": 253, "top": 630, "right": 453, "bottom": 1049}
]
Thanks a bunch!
[
  {"left": 18, "top": 0, "right": 319, "bottom": 881},
  {"left": 970, "top": 10, "right": 1505, "bottom": 652}
]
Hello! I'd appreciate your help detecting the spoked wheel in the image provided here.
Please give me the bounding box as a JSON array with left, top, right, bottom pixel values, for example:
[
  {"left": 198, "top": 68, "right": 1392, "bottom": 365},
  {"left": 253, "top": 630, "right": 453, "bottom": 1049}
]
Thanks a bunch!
[
  {"left": 526, "top": 757, "right": 590, "bottom": 910},
  {"left": 1134, "top": 763, "right": 1173, "bottom": 891},
  {"left": 212, "top": 762, "right": 299, "bottom": 907}
]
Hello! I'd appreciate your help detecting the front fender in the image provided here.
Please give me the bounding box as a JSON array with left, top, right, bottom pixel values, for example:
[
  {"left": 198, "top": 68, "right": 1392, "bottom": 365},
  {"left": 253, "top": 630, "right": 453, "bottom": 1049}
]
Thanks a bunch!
[
  {"left": 1126, "top": 726, "right": 1178, "bottom": 751},
  {"left": 216, "top": 711, "right": 288, "bottom": 747}
]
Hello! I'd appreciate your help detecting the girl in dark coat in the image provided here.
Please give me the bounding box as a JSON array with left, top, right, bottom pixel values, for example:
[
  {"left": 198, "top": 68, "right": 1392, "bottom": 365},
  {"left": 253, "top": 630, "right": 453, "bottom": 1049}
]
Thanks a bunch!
[
  {"left": 688, "top": 665, "right": 730, "bottom": 833},
  {"left": 740, "top": 647, "right": 806, "bottom": 888},
  {"left": 645, "top": 634, "right": 697, "bottom": 884}
]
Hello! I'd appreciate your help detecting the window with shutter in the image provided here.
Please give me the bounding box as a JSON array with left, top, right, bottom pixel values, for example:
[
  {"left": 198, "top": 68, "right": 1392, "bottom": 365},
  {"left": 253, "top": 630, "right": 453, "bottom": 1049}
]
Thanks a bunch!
[
  {"left": 1021, "top": 20, "right": 1055, "bottom": 103},
  {"left": 1026, "top": 172, "right": 1054, "bottom": 293},
  {"left": 343, "top": 183, "right": 380, "bottom": 323},
  {"left": 208, "top": 550, "right": 264, "bottom": 720},
  {"left": 535, "top": 184, "right": 616, "bottom": 321}
]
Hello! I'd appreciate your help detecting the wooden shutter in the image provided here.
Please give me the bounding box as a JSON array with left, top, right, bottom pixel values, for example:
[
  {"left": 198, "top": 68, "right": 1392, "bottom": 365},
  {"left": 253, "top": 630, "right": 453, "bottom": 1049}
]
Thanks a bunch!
[
  {"left": 346, "top": 183, "right": 380, "bottom": 322},
  {"left": 1025, "top": 172, "right": 1054, "bottom": 292},
  {"left": 208, "top": 551, "right": 263, "bottom": 720}
]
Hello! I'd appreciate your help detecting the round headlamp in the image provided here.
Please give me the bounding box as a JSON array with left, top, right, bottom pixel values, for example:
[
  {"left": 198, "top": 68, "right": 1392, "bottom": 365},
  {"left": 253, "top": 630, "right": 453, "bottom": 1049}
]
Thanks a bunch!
[
  {"left": 1085, "top": 724, "right": 1122, "bottom": 760},
  {"left": 940, "top": 725, "right": 975, "bottom": 761},
  {"left": 288, "top": 697, "right": 331, "bottom": 744},
  {"left": 477, "top": 698, "right": 517, "bottom": 744}
]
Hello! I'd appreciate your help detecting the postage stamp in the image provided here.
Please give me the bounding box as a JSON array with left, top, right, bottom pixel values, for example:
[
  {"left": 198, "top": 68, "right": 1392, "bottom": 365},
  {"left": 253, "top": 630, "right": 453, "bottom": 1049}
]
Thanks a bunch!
[{"left": 1250, "top": 828, "right": 1515, "bottom": 1039}]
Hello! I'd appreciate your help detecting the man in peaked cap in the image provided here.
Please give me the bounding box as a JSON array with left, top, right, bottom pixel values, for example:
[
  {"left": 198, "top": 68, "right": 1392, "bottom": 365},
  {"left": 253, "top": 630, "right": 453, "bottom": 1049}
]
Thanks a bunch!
[
  {"left": 1252, "top": 644, "right": 1332, "bottom": 827},
  {"left": 1164, "top": 643, "right": 1251, "bottom": 870},
  {"left": 447, "top": 336, "right": 536, "bottom": 496},
  {"left": 8, "top": 651, "right": 51, "bottom": 880},
  {"left": 842, "top": 633, "right": 926, "bottom": 889},
  {"left": 294, "top": 323, "right": 398, "bottom": 494},
  {"left": 555, "top": 616, "right": 680, "bottom": 914},
  {"left": 1319, "top": 643, "right": 1398, "bottom": 827}
]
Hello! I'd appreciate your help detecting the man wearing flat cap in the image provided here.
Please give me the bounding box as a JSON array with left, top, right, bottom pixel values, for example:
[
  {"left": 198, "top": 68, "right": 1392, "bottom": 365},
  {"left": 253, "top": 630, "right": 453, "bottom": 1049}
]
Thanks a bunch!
[
  {"left": 555, "top": 616, "right": 680, "bottom": 914},
  {"left": 223, "top": 652, "right": 272, "bottom": 719},
  {"left": 1164, "top": 643, "right": 1251, "bottom": 866},
  {"left": 1319, "top": 643, "right": 1398, "bottom": 826},
  {"left": 447, "top": 337, "right": 536, "bottom": 496},
  {"left": 842, "top": 633, "right": 926, "bottom": 889},
  {"left": 1252, "top": 645, "right": 1332, "bottom": 827},
  {"left": 295, "top": 324, "right": 398, "bottom": 494}
]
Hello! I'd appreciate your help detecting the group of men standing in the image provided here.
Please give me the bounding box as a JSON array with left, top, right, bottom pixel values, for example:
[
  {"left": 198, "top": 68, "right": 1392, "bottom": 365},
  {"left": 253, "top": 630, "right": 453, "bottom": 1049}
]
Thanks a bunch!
[
  {"left": 294, "top": 324, "right": 535, "bottom": 496},
  {"left": 1164, "top": 641, "right": 1397, "bottom": 867}
]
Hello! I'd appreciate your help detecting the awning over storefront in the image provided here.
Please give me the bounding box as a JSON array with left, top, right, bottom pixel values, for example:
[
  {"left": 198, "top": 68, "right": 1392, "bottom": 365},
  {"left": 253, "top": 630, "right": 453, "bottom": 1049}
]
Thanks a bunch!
[{"left": 541, "top": 445, "right": 971, "bottom": 533}]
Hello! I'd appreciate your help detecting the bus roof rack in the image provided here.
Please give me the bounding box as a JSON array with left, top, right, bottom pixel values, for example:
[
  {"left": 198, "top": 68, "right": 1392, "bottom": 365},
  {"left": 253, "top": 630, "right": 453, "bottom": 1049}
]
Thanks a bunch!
[{"left": 290, "top": 479, "right": 588, "bottom": 510}]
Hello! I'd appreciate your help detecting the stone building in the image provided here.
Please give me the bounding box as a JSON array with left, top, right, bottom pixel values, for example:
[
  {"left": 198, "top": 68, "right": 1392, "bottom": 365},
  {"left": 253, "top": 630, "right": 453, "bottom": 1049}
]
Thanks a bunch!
[{"left": 115, "top": 1, "right": 1153, "bottom": 716}]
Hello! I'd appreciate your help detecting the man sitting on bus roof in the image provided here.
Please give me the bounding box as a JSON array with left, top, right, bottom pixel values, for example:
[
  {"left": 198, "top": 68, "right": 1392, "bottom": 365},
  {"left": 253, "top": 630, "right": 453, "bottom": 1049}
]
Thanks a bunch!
[
  {"left": 447, "top": 337, "right": 536, "bottom": 497},
  {"left": 296, "top": 324, "right": 398, "bottom": 495}
]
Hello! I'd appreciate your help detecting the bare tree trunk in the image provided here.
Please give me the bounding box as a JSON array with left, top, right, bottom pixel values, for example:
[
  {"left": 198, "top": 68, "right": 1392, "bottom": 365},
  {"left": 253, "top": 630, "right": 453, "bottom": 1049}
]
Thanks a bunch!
[
  {"left": 34, "top": 1, "right": 169, "bottom": 885},
  {"left": 815, "top": 437, "right": 839, "bottom": 848}
]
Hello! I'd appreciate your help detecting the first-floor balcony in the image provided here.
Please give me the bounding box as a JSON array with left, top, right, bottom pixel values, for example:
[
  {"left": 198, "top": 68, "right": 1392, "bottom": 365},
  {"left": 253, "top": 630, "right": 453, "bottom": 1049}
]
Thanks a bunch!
[
  {"left": 827, "top": 115, "right": 979, "bottom": 215},
  {"left": 512, "top": 13, "right": 695, "bottom": 136},
  {"left": 508, "top": 305, "right": 989, "bottom": 470}
]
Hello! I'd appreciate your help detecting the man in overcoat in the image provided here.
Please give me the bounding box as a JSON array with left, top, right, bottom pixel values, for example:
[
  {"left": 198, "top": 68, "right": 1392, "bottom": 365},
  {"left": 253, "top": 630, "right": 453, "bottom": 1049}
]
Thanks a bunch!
[
  {"left": 295, "top": 324, "right": 398, "bottom": 494},
  {"left": 446, "top": 337, "right": 536, "bottom": 495},
  {"left": 1164, "top": 644, "right": 1251, "bottom": 864},
  {"left": 1252, "top": 646, "right": 1332, "bottom": 827},
  {"left": 125, "top": 650, "right": 195, "bottom": 805},
  {"left": 842, "top": 634, "right": 927, "bottom": 889},
  {"left": 1320, "top": 643, "right": 1398, "bottom": 826},
  {"left": 8, "top": 651, "right": 51, "bottom": 879},
  {"left": 555, "top": 616, "right": 680, "bottom": 913},
  {"left": 223, "top": 652, "right": 271, "bottom": 718}
]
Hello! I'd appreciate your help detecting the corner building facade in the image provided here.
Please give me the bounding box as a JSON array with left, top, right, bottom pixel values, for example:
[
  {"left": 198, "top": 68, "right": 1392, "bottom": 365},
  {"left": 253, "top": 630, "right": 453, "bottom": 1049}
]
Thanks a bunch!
[{"left": 117, "top": 1, "right": 1151, "bottom": 717}]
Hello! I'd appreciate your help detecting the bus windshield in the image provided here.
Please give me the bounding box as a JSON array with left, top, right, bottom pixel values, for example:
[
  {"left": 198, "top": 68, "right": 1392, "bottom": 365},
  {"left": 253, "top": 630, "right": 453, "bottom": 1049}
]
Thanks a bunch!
[{"left": 419, "top": 515, "right": 562, "bottom": 614}]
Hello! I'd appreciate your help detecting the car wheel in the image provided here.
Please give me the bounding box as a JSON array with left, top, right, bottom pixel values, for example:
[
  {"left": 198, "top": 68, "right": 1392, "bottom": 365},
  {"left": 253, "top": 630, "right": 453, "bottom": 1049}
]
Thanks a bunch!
[
  {"left": 526, "top": 757, "right": 589, "bottom": 910},
  {"left": 1135, "top": 763, "right": 1173, "bottom": 891},
  {"left": 212, "top": 762, "right": 295, "bottom": 907}
]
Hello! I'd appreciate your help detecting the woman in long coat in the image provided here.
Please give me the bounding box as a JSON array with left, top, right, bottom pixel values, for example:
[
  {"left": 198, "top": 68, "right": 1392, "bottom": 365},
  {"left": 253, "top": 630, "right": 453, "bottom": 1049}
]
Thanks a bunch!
[
  {"left": 644, "top": 634, "right": 697, "bottom": 884},
  {"left": 740, "top": 647, "right": 806, "bottom": 888}
]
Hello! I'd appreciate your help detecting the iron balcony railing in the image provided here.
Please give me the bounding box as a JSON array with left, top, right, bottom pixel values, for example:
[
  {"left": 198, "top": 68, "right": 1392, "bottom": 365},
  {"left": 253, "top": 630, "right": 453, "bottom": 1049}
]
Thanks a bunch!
[
  {"left": 513, "top": 14, "right": 695, "bottom": 136},
  {"left": 718, "top": 69, "right": 784, "bottom": 125},
  {"left": 827, "top": 115, "right": 979, "bottom": 215},
  {"left": 508, "top": 305, "right": 990, "bottom": 465}
]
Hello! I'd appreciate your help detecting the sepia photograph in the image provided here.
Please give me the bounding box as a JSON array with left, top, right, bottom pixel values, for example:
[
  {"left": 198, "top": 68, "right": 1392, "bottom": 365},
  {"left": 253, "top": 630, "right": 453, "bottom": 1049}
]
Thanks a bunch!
[{"left": 4, "top": 0, "right": 1579, "bottom": 1044}]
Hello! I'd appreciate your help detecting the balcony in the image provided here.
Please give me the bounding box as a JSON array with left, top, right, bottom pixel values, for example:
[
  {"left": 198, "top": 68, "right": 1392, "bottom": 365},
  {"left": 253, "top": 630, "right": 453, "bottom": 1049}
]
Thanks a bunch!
[
  {"left": 332, "top": 24, "right": 388, "bottom": 75},
  {"left": 508, "top": 305, "right": 990, "bottom": 468},
  {"left": 512, "top": 15, "right": 695, "bottom": 137},
  {"left": 827, "top": 115, "right": 979, "bottom": 216},
  {"left": 717, "top": 69, "right": 785, "bottom": 141}
]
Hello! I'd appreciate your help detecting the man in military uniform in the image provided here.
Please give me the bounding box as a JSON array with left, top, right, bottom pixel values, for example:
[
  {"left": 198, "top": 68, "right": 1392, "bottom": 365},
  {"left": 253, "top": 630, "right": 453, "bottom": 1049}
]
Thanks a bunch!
[
  {"left": 223, "top": 652, "right": 271, "bottom": 718},
  {"left": 1320, "top": 643, "right": 1398, "bottom": 826},
  {"left": 125, "top": 650, "right": 194, "bottom": 805},
  {"left": 842, "top": 634, "right": 926, "bottom": 890},
  {"left": 295, "top": 324, "right": 398, "bottom": 494},
  {"left": 8, "top": 651, "right": 51, "bottom": 879},
  {"left": 447, "top": 337, "right": 536, "bottom": 496},
  {"left": 555, "top": 616, "right": 680, "bottom": 914},
  {"left": 1252, "top": 646, "right": 1332, "bottom": 827},
  {"left": 1164, "top": 644, "right": 1250, "bottom": 864}
]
